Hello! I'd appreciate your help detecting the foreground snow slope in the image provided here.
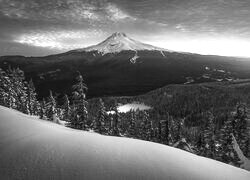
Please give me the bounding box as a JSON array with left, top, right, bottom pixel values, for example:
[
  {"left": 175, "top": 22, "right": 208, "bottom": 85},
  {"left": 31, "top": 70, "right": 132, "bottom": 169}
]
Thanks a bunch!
[{"left": 0, "top": 106, "right": 249, "bottom": 180}]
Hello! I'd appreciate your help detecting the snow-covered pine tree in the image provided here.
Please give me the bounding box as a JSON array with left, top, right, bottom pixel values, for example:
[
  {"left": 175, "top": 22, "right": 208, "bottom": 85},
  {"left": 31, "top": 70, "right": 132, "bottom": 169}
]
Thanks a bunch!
[
  {"left": 107, "top": 115, "right": 114, "bottom": 135},
  {"left": 39, "top": 98, "right": 47, "bottom": 120},
  {"left": 146, "top": 121, "right": 155, "bottom": 141},
  {"left": 196, "top": 132, "right": 205, "bottom": 156},
  {"left": 218, "top": 113, "right": 235, "bottom": 164},
  {"left": 9, "top": 68, "right": 28, "bottom": 113},
  {"left": 170, "top": 117, "right": 184, "bottom": 143},
  {"left": 4, "top": 67, "right": 15, "bottom": 108},
  {"left": 72, "top": 72, "right": 88, "bottom": 130},
  {"left": 177, "top": 118, "right": 185, "bottom": 141},
  {"left": 68, "top": 103, "right": 78, "bottom": 128},
  {"left": 203, "top": 111, "right": 216, "bottom": 159},
  {"left": 162, "top": 113, "right": 170, "bottom": 144},
  {"left": 112, "top": 107, "right": 121, "bottom": 136},
  {"left": 0, "top": 68, "right": 10, "bottom": 106},
  {"left": 94, "top": 98, "right": 106, "bottom": 134},
  {"left": 62, "top": 94, "right": 71, "bottom": 122},
  {"left": 47, "top": 90, "right": 57, "bottom": 122},
  {"left": 157, "top": 120, "right": 162, "bottom": 143},
  {"left": 128, "top": 110, "right": 137, "bottom": 137},
  {"left": 27, "top": 79, "right": 38, "bottom": 115},
  {"left": 140, "top": 111, "right": 149, "bottom": 140},
  {"left": 233, "top": 104, "right": 249, "bottom": 158}
]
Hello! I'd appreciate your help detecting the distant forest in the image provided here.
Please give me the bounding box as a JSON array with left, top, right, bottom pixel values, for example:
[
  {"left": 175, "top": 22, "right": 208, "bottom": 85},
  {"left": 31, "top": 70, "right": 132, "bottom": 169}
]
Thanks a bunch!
[{"left": 0, "top": 67, "right": 249, "bottom": 170}]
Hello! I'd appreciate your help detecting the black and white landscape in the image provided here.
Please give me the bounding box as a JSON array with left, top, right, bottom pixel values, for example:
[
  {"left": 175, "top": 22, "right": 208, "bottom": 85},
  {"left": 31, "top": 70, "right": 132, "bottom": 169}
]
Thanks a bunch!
[
  {"left": 0, "top": 0, "right": 250, "bottom": 179},
  {"left": 1, "top": 32, "right": 250, "bottom": 98}
]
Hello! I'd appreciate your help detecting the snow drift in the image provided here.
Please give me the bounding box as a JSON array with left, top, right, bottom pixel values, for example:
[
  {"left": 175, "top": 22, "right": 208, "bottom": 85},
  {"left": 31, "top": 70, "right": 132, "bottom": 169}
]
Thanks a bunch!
[{"left": 0, "top": 106, "right": 249, "bottom": 180}]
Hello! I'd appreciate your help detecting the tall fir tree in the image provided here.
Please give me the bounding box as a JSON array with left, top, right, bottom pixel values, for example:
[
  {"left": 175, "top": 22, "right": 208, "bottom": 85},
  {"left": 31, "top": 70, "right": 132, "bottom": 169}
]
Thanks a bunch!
[
  {"left": 0, "top": 68, "right": 10, "bottom": 106},
  {"left": 71, "top": 72, "right": 88, "bottom": 130},
  {"left": 218, "top": 113, "right": 235, "bottom": 164},
  {"left": 47, "top": 90, "right": 57, "bottom": 121},
  {"left": 233, "top": 104, "right": 249, "bottom": 159},
  {"left": 112, "top": 107, "right": 121, "bottom": 136},
  {"left": 39, "top": 98, "right": 47, "bottom": 120},
  {"left": 140, "top": 111, "right": 150, "bottom": 140},
  {"left": 27, "top": 79, "right": 38, "bottom": 115},
  {"left": 157, "top": 120, "right": 162, "bottom": 143},
  {"left": 128, "top": 110, "right": 137, "bottom": 137},
  {"left": 162, "top": 113, "right": 170, "bottom": 144},
  {"left": 62, "top": 94, "right": 71, "bottom": 122},
  {"left": 146, "top": 121, "right": 155, "bottom": 141},
  {"left": 8, "top": 68, "right": 28, "bottom": 113},
  {"left": 94, "top": 98, "right": 106, "bottom": 134},
  {"left": 203, "top": 111, "right": 216, "bottom": 159}
]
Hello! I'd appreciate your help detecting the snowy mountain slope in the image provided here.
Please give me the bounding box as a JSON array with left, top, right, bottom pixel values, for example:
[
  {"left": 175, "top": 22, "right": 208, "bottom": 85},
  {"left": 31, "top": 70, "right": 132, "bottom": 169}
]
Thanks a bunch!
[
  {"left": 0, "top": 106, "right": 249, "bottom": 180},
  {"left": 73, "top": 32, "right": 168, "bottom": 55}
]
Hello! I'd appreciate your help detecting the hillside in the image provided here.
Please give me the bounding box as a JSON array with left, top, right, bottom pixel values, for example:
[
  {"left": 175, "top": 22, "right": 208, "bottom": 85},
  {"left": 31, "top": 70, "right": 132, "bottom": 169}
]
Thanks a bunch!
[{"left": 0, "top": 106, "right": 249, "bottom": 180}]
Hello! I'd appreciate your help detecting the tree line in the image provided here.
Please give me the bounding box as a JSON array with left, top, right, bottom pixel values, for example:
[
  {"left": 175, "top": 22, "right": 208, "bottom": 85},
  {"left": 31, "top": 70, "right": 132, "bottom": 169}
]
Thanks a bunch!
[{"left": 0, "top": 67, "right": 249, "bottom": 170}]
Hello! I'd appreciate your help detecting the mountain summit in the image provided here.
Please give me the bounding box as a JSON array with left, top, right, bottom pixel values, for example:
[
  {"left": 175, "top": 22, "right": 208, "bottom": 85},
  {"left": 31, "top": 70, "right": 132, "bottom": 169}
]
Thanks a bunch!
[{"left": 74, "top": 32, "right": 167, "bottom": 55}]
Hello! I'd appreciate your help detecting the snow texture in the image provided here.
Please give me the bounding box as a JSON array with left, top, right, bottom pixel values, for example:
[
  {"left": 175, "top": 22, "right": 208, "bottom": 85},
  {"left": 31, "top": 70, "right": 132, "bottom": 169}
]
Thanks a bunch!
[
  {"left": 0, "top": 106, "right": 249, "bottom": 180},
  {"left": 75, "top": 32, "right": 168, "bottom": 55}
]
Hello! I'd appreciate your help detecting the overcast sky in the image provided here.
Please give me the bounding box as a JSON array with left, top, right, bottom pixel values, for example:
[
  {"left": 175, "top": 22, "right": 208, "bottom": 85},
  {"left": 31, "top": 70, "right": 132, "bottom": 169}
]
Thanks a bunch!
[{"left": 1, "top": 0, "right": 250, "bottom": 57}]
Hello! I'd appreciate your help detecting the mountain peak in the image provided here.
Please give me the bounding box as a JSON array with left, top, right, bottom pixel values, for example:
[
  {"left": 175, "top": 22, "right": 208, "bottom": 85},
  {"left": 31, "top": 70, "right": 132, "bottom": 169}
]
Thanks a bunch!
[
  {"left": 74, "top": 32, "right": 167, "bottom": 55},
  {"left": 110, "top": 32, "right": 127, "bottom": 38}
]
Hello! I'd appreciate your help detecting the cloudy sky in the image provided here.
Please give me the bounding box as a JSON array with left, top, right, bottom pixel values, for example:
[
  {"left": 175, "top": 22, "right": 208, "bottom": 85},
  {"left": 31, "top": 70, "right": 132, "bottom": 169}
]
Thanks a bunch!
[{"left": 1, "top": 0, "right": 250, "bottom": 57}]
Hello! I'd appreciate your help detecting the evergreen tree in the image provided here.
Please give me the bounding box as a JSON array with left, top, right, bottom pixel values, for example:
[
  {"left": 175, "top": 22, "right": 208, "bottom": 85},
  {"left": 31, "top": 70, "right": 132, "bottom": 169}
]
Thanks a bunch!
[
  {"left": 69, "top": 103, "right": 78, "bottom": 128},
  {"left": 157, "top": 120, "right": 162, "bottom": 143},
  {"left": 71, "top": 72, "right": 88, "bottom": 130},
  {"left": 7, "top": 68, "right": 28, "bottom": 112},
  {"left": 62, "top": 94, "right": 71, "bottom": 122},
  {"left": 0, "top": 68, "right": 10, "bottom": 106},
  {"left": 128, "top": 110, "right": 137, "bottom": 137},
  {"left": 94, "top": 98, "right": 106, "bottom": 134},
  {"left": 218, "top": 113, "right": 235, "bottom": 164},
  {"left": 112, "top": 108, "right": 121, "bottom": 136},
  {"left": 233, "top": 104, "right": 249, "bottom": 158},
  {"left": 4, "top": 67, "right": 15, "bottom": 108},
  {"left": 140, "top": 111, "right": 150, "bottom": 140},
  {"left": 47, "top": 90, "right": 57, "bottom": 121},
  {"left": 39, "top": 98, "right": 47, "bottom": 120},
  {"left": 170, "top": 117, "right": 184, "bottom": 143},
  {"left": 27, "top": 79, "right": 38, "bottom": 115},
  {"left": 146, "top": 121, "right": 155, "bottom": 141},
  {"left": 162, "top": 113, "right": 170, "bottom": 144},
  {"left": 203, "top": 112, "right": 216, "bottom": 159},
  {"left": 196, "top": 132, "right": 205, "bottom": 156}
]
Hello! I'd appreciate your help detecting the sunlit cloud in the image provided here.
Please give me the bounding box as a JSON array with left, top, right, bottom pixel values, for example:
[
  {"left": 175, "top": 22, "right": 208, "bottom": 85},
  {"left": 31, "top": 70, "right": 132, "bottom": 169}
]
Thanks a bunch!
[
  {"left": 0, "top": 0, "right": 136, "bottom": 23},
  {"left": 105, "top": 3, "right": 136, "bottom": 21},
  {"left": 147, "top": 36, "right": 250, "bottom": 57},
  {"left": 14, "top": 30, "right": 105, "bottom": 50}
]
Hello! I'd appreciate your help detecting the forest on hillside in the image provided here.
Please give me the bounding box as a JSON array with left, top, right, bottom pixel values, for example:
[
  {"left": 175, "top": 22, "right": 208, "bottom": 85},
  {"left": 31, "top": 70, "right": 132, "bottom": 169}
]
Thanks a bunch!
[{"left": 0, "top": 67, "right": 249, "bottom": 170}]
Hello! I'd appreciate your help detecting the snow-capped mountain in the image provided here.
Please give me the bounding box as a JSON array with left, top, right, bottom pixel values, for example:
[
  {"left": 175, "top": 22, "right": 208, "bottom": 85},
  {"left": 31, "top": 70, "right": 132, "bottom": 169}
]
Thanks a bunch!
[
  {"left": 73, "top": 32, "right": 167, "bottom": 55},
  {"left": 1, "top": 33, "right": 250, "bottom": 98}
]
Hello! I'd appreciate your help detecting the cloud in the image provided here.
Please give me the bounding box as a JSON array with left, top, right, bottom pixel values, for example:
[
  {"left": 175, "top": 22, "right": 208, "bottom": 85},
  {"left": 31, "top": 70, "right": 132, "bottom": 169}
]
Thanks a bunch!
[
  {"left": 14, "top": 29, "right": 105, "bottom": 50},
  {"left": 0, "top": 0, "right": 136, "bottom": 24},
  {"left": 105, "top": 3, "right": 136, "bottom": 21}
]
